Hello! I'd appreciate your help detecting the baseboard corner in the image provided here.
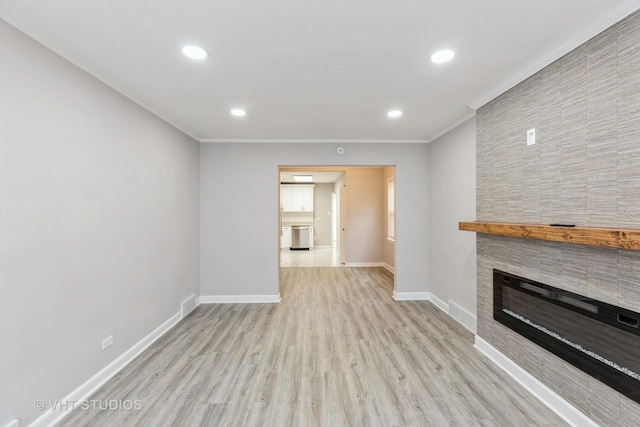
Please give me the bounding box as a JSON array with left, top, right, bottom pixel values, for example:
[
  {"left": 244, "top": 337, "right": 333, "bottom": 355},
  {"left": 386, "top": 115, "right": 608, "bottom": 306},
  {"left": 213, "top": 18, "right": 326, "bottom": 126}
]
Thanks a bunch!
[
  {"left": 392, "top": 291, "right": 430, "bottom": 301},
  {"left": 383, "top": 262, "right": 395, "bottom": 274}
]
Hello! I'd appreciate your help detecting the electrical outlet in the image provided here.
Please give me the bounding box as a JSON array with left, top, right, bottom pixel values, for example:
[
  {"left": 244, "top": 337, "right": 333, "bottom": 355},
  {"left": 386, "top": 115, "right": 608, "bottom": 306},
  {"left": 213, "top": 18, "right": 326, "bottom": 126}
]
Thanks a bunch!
[{"left": 102, "top": 335, "right": 113, "bottom": 350}]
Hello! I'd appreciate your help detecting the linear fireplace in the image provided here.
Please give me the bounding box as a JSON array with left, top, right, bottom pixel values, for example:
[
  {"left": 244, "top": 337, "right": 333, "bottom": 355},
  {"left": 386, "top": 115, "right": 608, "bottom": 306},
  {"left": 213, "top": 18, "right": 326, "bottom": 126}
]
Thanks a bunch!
[{"left": 493, "top": 269, "right": 640, "bottom": 404}]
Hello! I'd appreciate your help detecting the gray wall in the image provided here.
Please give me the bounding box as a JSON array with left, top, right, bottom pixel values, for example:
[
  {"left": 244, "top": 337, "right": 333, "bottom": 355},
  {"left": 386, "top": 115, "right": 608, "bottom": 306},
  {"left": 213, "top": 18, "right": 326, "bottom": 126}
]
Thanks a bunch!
[
  {"left": 428, "top": 117, "right": 477, "bottom": 314},
  {"left": 0, "top": 20, "right": 200, "bottom": 426},
  {"left": 313, "top": 183, "right": 333, "bottom": 246},
  {"left": 476, "top": 10, "right": 640, "bottom": 426},
  {"left": 200, "top": 143, "right": 429, "bottom": 296}
]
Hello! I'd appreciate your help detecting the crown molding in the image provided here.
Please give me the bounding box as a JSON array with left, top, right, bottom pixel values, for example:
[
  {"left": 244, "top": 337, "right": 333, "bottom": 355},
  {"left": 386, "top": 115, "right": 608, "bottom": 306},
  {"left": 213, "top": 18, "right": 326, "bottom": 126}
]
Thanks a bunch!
[
  {"left": 199, "top": 138, "right": 429, "bottom": 144},
  {"left": 468, "top": 3, "right": 640, "bottom": 110},
  {"left": 427, "top": 111, "right": 477, "bottom": 143},
  {"left": 3, "top": 20, "right": 202, "bottom": 142}
]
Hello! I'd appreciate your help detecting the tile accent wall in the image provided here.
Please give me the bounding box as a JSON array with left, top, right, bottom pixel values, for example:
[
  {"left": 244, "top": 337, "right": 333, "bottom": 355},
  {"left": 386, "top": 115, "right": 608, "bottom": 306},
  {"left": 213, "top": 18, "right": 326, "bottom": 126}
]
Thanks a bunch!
[{"left": 476, "top": 10, "right": 640, "bottom": 427}]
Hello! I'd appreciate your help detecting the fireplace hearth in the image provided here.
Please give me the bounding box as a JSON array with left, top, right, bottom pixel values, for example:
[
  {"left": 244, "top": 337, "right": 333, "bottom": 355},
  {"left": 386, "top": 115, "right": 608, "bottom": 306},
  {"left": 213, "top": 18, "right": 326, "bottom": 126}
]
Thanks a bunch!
[{"left": 494, "top": 269, "right": 640, "bottom": 404}]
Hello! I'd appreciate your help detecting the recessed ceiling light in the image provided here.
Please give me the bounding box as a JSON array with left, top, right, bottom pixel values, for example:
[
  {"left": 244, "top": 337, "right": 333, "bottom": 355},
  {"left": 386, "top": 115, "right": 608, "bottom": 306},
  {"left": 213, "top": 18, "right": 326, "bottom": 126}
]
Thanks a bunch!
[
  {"left": 387, "top": 110, "right": 403, "bottom": 118},
  {"left": 182, "top": 45, "right": 208, "bottom": 60},
  {"left": 430, "top": 49, "right": 455, "bottom": 64},
  {"left": 230, "top": 108, "right": 246, "bottom": 117},
  {"left": 293, "top": 175, "right": 313, "bottom": 182}
]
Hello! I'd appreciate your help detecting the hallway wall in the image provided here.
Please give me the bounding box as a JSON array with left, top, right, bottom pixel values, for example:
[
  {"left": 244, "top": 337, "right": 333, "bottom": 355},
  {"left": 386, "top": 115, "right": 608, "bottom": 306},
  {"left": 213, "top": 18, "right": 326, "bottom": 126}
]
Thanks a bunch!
[{"left": 200, "top": 143, "right": 429, "bottom": 297}]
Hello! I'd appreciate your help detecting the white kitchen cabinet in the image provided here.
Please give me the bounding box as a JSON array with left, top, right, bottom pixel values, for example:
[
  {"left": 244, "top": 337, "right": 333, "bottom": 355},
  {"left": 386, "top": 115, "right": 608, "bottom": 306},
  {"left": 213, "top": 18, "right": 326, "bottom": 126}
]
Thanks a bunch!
[
  {"left": 280, "top": 186, "right": 294, "bottom": 211},
  {"left": 281, "top": 226, "right": 292, "bottom": 248},
  {"left": 281, "top": 184, "right": 314, "bottom": 212},
  {"left": 295, "top": 185, "right": 314, "bottom": 212},
  {"left": 309, "top": 226, "right": 314, "bottom": 248}
]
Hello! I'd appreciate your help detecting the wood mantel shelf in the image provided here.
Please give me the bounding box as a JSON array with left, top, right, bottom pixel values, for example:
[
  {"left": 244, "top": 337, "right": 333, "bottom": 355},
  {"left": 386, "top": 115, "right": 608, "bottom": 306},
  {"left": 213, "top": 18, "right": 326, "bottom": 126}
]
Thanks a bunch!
[{"left": 459, "top": 221, "right": 640, "bottom": 251}]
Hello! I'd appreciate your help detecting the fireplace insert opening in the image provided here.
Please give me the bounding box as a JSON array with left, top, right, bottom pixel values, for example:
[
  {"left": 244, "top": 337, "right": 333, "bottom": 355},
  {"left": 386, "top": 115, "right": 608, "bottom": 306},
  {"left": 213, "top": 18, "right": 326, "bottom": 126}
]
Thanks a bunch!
[{"left": 493, "top": 269, "right": 640, "bottom": 404}]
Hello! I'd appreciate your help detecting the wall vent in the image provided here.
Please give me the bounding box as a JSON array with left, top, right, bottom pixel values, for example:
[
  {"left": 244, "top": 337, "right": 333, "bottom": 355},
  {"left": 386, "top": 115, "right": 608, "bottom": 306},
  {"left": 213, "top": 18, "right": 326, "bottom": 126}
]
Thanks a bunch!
[
  {"left": 448, "top": 300, "right": 477, "bottom": 334},
  {"left": 181, "top": 294, "right": 196, "bottom": 318}
]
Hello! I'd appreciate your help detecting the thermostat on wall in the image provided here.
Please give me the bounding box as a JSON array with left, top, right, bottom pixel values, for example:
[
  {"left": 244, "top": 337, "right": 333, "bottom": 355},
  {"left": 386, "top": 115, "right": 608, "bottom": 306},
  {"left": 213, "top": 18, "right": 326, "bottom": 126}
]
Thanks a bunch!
[{"left": 336, "top": 146, "right": 345, "bottom": 155}]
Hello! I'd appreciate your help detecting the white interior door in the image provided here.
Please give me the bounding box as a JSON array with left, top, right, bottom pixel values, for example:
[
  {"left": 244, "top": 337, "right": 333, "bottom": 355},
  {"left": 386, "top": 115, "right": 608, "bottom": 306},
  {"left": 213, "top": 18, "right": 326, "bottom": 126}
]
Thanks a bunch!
[
  {"left": 331, "top": 192, "right": 337, "bottom": 246},
  {"left": 339, "top": 185, "right": 346, "bottom": 264}
]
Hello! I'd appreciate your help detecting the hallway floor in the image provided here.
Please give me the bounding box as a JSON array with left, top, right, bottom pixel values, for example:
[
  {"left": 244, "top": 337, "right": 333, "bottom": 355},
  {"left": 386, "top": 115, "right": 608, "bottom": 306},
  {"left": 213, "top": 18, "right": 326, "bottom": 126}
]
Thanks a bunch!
[{"left": 279, "top": 246, "right": 341, "bottom": 267}]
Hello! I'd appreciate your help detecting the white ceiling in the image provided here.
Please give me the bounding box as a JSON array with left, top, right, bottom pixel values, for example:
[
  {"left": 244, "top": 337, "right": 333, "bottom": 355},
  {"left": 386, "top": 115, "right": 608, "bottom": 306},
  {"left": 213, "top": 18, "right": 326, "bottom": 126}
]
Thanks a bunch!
[{"left": 2, "top": 0, "right": 639, "bottom": 142}]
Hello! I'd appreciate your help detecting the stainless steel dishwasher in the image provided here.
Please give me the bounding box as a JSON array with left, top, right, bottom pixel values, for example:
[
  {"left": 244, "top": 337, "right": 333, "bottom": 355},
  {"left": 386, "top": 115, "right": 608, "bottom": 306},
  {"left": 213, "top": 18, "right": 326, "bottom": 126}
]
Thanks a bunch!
[{"left": 291, "top": 225, "right": 310, "bottom": 250}]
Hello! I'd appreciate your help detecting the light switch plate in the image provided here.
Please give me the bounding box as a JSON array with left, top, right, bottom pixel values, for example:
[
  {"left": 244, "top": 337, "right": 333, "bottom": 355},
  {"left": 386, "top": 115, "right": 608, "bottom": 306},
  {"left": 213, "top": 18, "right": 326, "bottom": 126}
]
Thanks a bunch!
[{"left": 526, "top": 128, "right": 536, "bottom": 146}]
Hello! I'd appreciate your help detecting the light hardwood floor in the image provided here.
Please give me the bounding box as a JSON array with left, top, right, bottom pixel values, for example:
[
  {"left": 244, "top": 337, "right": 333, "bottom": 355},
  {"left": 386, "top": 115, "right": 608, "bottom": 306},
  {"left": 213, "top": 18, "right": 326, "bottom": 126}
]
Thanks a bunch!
[{"left": 62, "top": 267, "right": 566, "bottom": 426}]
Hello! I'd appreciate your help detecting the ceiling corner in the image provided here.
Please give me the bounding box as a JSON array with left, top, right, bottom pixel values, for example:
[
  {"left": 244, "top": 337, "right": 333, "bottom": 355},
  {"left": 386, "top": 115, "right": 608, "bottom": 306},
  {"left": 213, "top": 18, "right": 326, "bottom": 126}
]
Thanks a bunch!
[{"left": 469, "top": 2, "right": 640, "bottom": 110}]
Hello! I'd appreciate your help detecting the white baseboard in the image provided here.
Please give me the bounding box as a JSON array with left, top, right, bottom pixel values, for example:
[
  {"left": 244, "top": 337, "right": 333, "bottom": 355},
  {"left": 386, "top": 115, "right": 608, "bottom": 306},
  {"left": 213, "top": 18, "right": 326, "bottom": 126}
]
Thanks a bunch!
[
  {"left": 30, "top": 310, "right": 183, "bottom": 427},
  {"left": 393, "top": 291, "right": 477, "bottom": 335},
  {"left": 344, "top": 262, "right": 384, "bottom": 267},
  {"left": 448, "top": 300, "right": 477, "bottom": 334},
  {"left": 392, "top": 291, "right": 430, "bottom": 301},
  {"left": 383, "top": 262, "right": 394, "bottom": 274},
  {"left": 474, "top": 336, "right": 598, "bottom": 427},
  {"left": 428, "top": 293, "right": 449, "bottom": 313},
  {"left": 199, "top": 294, "right": 281, "bottom": 304}
]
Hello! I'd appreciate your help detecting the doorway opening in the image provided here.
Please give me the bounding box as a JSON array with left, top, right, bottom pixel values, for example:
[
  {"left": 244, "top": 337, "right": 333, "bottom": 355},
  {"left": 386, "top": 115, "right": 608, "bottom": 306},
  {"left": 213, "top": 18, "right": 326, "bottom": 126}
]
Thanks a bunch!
[{"left": 278, "top": 165, "right": 396, "bottom": 289}]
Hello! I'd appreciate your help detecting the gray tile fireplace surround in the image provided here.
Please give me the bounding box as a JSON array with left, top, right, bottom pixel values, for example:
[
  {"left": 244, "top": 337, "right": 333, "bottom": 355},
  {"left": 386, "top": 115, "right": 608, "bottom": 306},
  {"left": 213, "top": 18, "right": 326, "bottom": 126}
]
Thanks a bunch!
[
  {"left": 475, "top": 10, "right": 640, "bottom": 426},
  {"left": 477, "top": 236, "right": 640, "bottom": 426}
]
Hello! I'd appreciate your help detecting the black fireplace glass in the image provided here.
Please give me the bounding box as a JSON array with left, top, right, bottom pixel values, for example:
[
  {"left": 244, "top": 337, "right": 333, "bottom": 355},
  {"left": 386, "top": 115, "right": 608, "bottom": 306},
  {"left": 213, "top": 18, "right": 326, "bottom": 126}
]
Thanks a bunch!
[{"left": 493, "top": 269, "right": 640, "bottom": 404}]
